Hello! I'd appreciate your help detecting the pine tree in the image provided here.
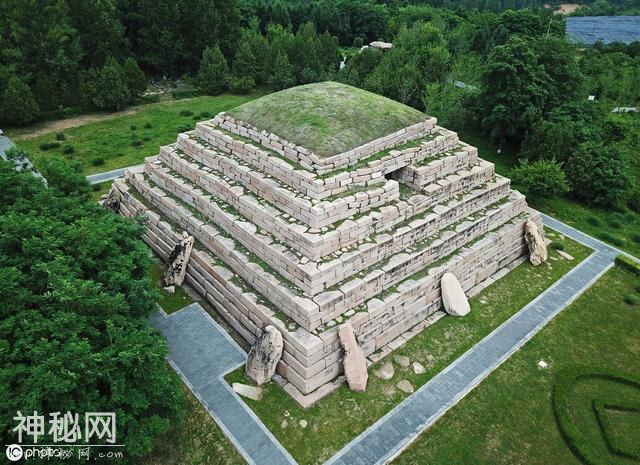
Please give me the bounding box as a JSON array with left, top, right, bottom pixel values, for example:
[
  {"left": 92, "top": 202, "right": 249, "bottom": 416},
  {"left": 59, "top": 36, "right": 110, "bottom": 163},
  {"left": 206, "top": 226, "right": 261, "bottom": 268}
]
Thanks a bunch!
[
  {"left": 91, "top": 56, "right": 130, "bottom": 110},
  {"left": 267, "top": 52, "right": 295, "bottom": 91},
  {"left": 197, "top": 45, "right": 229, "bottom": 95},
  {"left": 0, "top": 76, "right": 40, "bottom": 125},
  {"left": 233, "top": 40, "right": 257, "bottom": 81},
  {"left": 122, "top": 57, "right": 147, "bottom": 99}
]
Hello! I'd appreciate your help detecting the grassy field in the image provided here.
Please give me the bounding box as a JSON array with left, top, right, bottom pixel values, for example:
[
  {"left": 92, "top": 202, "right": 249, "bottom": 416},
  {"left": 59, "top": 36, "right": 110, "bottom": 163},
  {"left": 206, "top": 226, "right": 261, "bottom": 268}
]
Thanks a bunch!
[
  {"left": 394, "top": 265, "right": 640, "bottom": 465},
  {"left": 142, "top": 385, "right": 245, "bottom": 465},
  {"left": 227, "top": 82, "right": 426, "bottom": 157},
  {"left": 223, "top": 235, "right": 590, "bottom": 465},
  {"left": 12, "top": 94, "right": 261, "bottom": 175},
  {"left": 460, "top": 129, "right": 640, "bottom": 258}
]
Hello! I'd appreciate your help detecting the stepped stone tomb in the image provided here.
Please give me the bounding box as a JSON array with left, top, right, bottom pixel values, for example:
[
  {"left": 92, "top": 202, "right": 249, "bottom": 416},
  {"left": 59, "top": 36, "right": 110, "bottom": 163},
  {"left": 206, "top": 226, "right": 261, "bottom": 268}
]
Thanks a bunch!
[{"left": 108, "top": 82, "right": 546, "bottom": 406}]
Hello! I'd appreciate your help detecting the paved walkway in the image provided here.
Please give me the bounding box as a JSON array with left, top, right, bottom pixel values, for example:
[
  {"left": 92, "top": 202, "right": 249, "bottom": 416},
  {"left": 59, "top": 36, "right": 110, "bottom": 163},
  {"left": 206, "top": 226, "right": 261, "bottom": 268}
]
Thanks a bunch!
[
  {"left": 150, "top": 303, "right": 296, "bottom": 465},
  {"left": 86, "top": 165, "right": 142, "bottom": 185}
]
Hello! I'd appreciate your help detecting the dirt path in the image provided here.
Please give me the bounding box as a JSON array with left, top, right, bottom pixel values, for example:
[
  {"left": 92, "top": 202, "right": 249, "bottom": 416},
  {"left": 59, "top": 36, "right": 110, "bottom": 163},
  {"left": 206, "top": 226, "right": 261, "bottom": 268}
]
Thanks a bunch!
[{"left": 10, "top": 108, "right": 139, "bottom": 141}]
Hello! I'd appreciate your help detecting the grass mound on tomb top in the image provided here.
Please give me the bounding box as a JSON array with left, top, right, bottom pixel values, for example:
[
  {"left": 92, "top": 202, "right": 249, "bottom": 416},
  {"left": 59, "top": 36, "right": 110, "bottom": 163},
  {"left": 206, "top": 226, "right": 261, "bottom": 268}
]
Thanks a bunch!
[{"left": 226, "top": 81, "right": 427, "bottom": 157}]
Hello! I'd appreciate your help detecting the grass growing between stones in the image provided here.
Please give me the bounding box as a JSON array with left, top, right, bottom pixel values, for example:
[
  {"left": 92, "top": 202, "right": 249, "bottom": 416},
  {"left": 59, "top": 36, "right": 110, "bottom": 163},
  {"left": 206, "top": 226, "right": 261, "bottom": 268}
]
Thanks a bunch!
[
  {"left": 224, "top": 234, "right": 590, "bottom": 465},
  {"left": 393, "top": 265, "right": 640, "bottom": 465},
  {"left": 12, "top": 94, "right": 261, "bottom": 175},
  {"left": 149, "top": 260, "right": 194, "bottom": 314},
  {"left": 142, "top": 385, "right": 245, "bottom": 465},
  {"left": 89, "top": 180, "right": 113, "bottom": 201},
  {"left": 227, "top": 82, "right": 426, "bottom": 157}
]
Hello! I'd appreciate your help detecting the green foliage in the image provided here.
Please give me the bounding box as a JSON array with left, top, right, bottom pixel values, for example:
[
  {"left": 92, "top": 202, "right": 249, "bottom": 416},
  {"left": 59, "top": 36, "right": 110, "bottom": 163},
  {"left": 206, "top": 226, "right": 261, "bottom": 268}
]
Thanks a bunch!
[
  {"left": 179, "top": 110, "right": 193, "bottom": 117},
  {"left": 63, "top": 145, "right": 75, "bottom": 155},
  {"left": 511, "top": 159, "right": 569, "bottom": 198},
  {"left": 353, "top": 37, "right": 364, "bottom": 48},
  {"left": 615, "top": 255, "right": 640, "bottom": 275},
  {"left": 550, "top": 241, "right": 565, "bottom": 251},
  {"left": 130, "top": 124, "right": 138, "bottom": 130},
  {"left": 623, "top": 293, "right": 640, "bottom": 305},
  {"left": 87, "top": 56, "right": 130, "bottom": 110},
  {"left": 197, "top": 45, "right": 229, "bottom": 95},
  {"left": 601, "top": 232, "right": 625, "bottom": 247},
  {"left": 55, "top": 132, "right": 66, "bottom": 141},
  {"left": 0, "top": 161, "right": 182, "bottom": 461},
  {"left": 267, "top": 52, "right": 295, "bottom": 91},
  {"left": 131, "top": 139, "right": 143, "bottom": 147},
  {"left": 565, "top": 142, "right": 631, "bottom": 208},
  {"left": 632, "top": 234, "right": 640, "bottom": 244},
  {"left": 587, "top": 217, "right": 602, "bottom": 227},
  {"left": 232, "top": 38, "right": 258, "bottom": 82},
  {"left": 91, "top": 157, "right": 105, "bottom": 166},
  {"left": 229, "top": 76, "right": 256, "bottom": 94},
  {"left": 39, "top": 142, "right": 61, "bottom": 151},
  {"left": 0, "top": 76, "right": 40, "bottom": 125},
  {"left": 122, "top": 57, "right": 147, "bottom": 99}
]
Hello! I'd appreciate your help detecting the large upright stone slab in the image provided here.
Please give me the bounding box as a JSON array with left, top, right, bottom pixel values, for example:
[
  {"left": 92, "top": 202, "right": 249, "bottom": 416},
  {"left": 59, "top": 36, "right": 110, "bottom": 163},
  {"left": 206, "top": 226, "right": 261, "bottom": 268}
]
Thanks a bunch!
[
  {"left": 441, "top": 272, "right": 470, "bottom": 316},
  {"left": 162, "top": 231, "right": 194, "bottom": 286},
  {"left": 524, "top": 218, "right": 548, "bottom": 266},
  {"left": 246, "top": 325, "right": 284, "bottom": 385},
  {"left": 338, "top": 323, "right": 368, "bottom": 392}
]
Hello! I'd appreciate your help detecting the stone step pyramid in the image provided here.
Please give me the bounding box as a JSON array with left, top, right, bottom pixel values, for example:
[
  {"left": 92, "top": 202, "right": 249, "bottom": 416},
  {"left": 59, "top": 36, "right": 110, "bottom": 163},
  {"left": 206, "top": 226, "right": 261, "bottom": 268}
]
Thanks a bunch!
[{"left": 110, "top": 82, "right": 543, "bottom": 406}]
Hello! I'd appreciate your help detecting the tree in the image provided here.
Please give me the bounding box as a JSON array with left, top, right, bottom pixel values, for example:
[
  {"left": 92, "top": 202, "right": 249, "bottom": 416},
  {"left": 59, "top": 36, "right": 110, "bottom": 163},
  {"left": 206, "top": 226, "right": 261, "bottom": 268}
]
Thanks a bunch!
[
  {"left": 479, "top": 36, "right": 549, "bottom": 144},
  {"left": 0, "top": 160, "right": 182, "bottom": 462},
  {"left": 197, "top": 45, "right": 229, "bottom": 95},
  {"left": 0, "top": 76, "right": 40, "bottom": 125},
  {"left": 511, "top": 159, "right": 569, "bottom": 198},
  {"left": 90, "top": 56, "right": 130, "bottom": 110},
  {"left": 565, "top": 142, "right": 632, "bottom": 207},
  {"left": 232, "top": 39, "right": 258, "bottom": 81},
  {"left": 267, "top": 52, "right": 295, "bottom": 91},
  {"left": 122, "top": 57, "right": 147, "bottom": 99},
  {"left": 519, "top": 118, "right": 576, "bottom": 162}
]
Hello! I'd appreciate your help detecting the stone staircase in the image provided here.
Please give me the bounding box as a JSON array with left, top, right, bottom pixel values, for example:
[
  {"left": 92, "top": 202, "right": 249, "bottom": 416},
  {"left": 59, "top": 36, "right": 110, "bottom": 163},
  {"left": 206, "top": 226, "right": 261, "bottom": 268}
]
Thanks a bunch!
[{"left": 110, "top": 111, "right": 542, "bottom": 406}]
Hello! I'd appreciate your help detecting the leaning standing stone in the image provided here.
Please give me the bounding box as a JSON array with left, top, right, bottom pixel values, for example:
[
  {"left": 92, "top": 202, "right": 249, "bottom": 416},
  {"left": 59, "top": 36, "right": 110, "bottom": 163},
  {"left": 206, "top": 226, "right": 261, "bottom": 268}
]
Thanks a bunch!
[
  {"left": 524, "top": 219, "right": 548, "bottom": 266},
  {"left": 162, "top": 231, "right": 194, "bottom": 286},
  {"left": 246, "top": 325, "right": 284, "bottom": 385},
  {"left": 338, "top": 323, "right": 368, "bottom": 392},
  {"left": 441, "top": 272, "right": 471, "bottom": 316}
]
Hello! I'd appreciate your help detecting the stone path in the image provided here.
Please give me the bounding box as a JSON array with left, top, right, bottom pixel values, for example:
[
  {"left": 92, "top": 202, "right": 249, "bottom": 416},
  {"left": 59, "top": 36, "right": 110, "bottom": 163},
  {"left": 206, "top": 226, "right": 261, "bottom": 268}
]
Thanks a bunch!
[
  {"left": 150, "top": 303, "right": 296, "bottom": 465},
  {"left": 86, "top": 165, "right": 142, "bottom": 185}
]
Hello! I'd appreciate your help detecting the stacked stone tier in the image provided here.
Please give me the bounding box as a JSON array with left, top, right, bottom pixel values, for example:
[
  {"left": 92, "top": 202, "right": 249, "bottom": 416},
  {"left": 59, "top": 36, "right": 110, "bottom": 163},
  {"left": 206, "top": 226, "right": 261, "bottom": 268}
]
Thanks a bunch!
[
  {"left": 125, "top": 162, "right": 525, "bottom": 331},
  {"left": 112, "top": 177, "right": 540, "bottom": 396}
]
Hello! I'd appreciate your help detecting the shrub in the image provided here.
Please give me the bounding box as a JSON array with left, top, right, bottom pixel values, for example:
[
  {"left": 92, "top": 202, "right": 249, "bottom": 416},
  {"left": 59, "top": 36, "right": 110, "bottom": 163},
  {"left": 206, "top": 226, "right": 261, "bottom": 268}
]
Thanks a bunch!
[
  {"left": 511, "top": 159, "right": 569, "bottom": 198},
  {"left": 586, "top": 217, "right": 601, "bottom": 227},
  {"left": 632, "top": 234, "right": 640, "bottom": 244},
  {"left": 144, "top": 122, "right": 153, "bottom": 129},
  {"left": 143, "top": 136, "right": 151, "bottom": 142},
  {"left": 91, "top": 157, "right": 105, "bottom": 166},
  {"left": 608, "top": 220, "right": 622, "bottom": 229},
  {"left": 63, "top": 146, "right": 75, "bottom": 155},
  {"left": 600, "top": 232, "right": 625, "bottom": 247},
  {"left": 122, "top": 57, "right": 147, "bottom": 99},
  {"left": 130, "top": 124, "right": 137, "bottom": 130},
  {"left": 550, "top": 241, "right": 565, "bottom": 251},
  {"left": 55, "top": 132, "right": 65, "bottom": 141},
  {"left": 131, "top": 139, "right": 143, "bottom": 147},
  {"left": 623, "top": 293, "right": 639, "bottom": 305},
  {"left": 196, "top": 45, "right": 229, "bottom": 95},
  {"left": 610, "top": 212, "right": 627, "bottom": 223},
  {"left": 171, "top": 90, "right": 199, "bottom": 99},
  {"left": 39, "top": 142, "right": 61, "bottom": 151},
  {"left": 86, "top": 56, "right": 130, "bottom": 110},
  {"left": 200, "top": 111, "right": 211, "bottom": 118},
  {"left": 267, "top": 52, "right": 295, "bottom": 91},
  {"left": 180, "top": 110, "right": 193, "bottom": 117},
  {"left": 229, "top": 75, "right": 256, "bottom": 94},
  {"left": 615, "top": 255, "right": 640, "bottom": 275},
  {"left": 353, "top": 37, "right": 364, "bottom": 48},
  {"left": 176, "top": 125, "right": 191, "bottom": 132},
  {"left": 131, "top": 132, "right": 138, "bottom": 139},
  {"left": 91, "top": 183, "right": 101, "bottom": 192},
  {"left": 0, "top": 75, "right": 40, "bottom": 125}
]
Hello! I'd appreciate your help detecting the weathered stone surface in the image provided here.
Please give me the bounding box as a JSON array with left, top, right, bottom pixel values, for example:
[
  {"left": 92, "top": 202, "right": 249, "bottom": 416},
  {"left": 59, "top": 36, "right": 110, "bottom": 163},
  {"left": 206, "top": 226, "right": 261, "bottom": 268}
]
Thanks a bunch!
[
  {"left": 373, "top": 361, "right": 395, "bottom": 380},
  {"left": 393, "top": 355, "right": 410, "bottom": 368},
  {"left": 232, "top": 382, "right": 263, "bottom": 401},
  {"left": 104, "top": 188, "right": 121, "bottom": 213},
  {"left": 441, "top": 272, "right": 470, "bottom": 316},
  {"left": 338, "top": 323, "right": 368, "bottom": 392},
  {"left": 524, "top": 218, "right": 547, "bottom": 266},
  {"left": 162, "top": 231, "right": 194, "bottom": 286},
  {"left": 397, "top": 379, "right": 414, "bottom": 393},
  {"left": 413, "top": 362, "right": 426, "bottom": 374},
  {"left": 163, "top": 285, "right": 175, "bottom": 294},
  {"left": 246, "top": 325, "right": 284, "bottom": 385},
  {"left": 557, "top": 250, "right": 574, "bottom": 261}
]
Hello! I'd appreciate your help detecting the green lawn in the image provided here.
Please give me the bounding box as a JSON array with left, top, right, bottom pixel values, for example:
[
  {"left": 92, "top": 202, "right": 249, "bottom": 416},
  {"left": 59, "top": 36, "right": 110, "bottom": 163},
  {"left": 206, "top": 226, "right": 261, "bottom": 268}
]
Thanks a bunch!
[
  {"left": 394, "top": 265, "right": 640, "bottom": 465},
  {"left": 227, "top": 82, "right": 426, "bottom": 157},
  {"left": 459, "top": 129, "right": 640, "bottom": 258},
  {"left": 224, "top": 235, "right": 590, "bottom": 465},
  {"left": 149, "top": 260, "right": 195, "bottom": 314},
  {"left": 14, "top": 94, "right": 261, "bottom": 175},
  {"left": 142, "top": 385, "right": 245, "bottom": 465}
]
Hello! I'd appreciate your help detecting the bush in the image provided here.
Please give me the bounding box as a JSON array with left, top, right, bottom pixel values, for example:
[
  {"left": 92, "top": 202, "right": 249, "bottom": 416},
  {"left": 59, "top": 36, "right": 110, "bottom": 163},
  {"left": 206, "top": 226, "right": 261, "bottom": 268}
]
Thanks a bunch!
[
  {"left": 91, "top": 157, "right": 105, "bottom": 166},
  {"left": 131, "top": 132, "right": 139, "bottom": 139},
  {"left": 623, "top": 293, "right": 639, "bottom": 306},
  {"left": 180, "top": 110, "right": 193, "bottom": 117},
  {"left": 609, "top": 212, "right": 627, "bottom": 223},
  {"left": 131, "top": 139, "right": 143, "bottom": 147},
  {"left": 144, "top": 122, "right": 153, "bottom": 129},
  {"left": 600, "top": 232, "right": 625, "bottom": 247},
  {"left": 196, "top": 45, "right": 229, "bottom": 95},
  {"left": 176, "top": 125, "right": 192, "bottom": 132},
  {"left": 143, "top": 136, "right": 152, "bottom": 142},
  {"left": 550, "top": 241, "right": 565, "bottom": 250},
  {"left": 608, "top": 220, "right": 622, "bottom": 229},
  {"left": 353, "top": 37, "right": 364, "bottom": 48},
  {"left": 632, "top": 234, "right": 640, "bottom": 244},
  {"left": 56, "top": 132, "right": 66, "bottom": 141},
  {"left": 615, "top": 255, "right": 640, "bottom": 275},
  {"left": 171, "top": 89, "right": 200, "bottom": 99},
  {"left": 511, "top": 159, "right": 569, "bottom": 198},
  {"left": 63, "top": 146, "right": 75, "bottom": 155},
  {"left": 130, "top": 124, "right": 137, "bottom": 130},
  {"left": 39, "top": 142, "right": 61, "bottom": 151},
  {"left": 587, "top": 217, "right": 601, "bottom": 227},
  {"left": 91, "top": 183, "right": 102, "bottom": 191},
  {"left": 200, "top": 111, "right": 212, "bottom": 118},
  {"left": 122, "top": 57, "right": 147, "bottom": 99},
  {"left": 0, "top": 76, "right": 40, "bottom": 125},
  {"left": 229, "top": 76, "right": 256, "bottom": 94},
  {"left": 86, "top": 56, "right": 130, "bottom": 110}
]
